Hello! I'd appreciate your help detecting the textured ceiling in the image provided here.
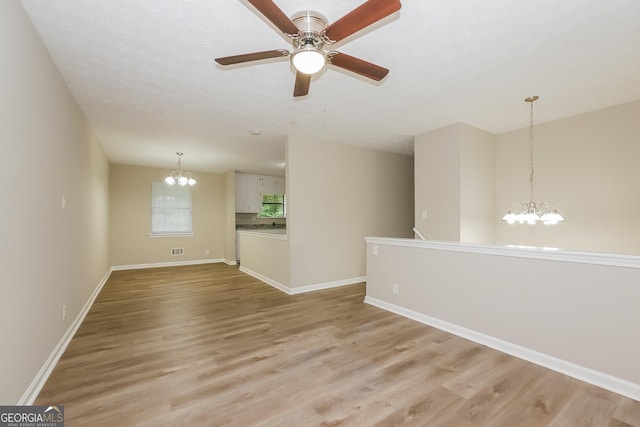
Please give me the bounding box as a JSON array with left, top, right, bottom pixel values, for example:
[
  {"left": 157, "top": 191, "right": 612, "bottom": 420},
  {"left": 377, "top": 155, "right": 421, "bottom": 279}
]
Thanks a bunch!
[{"left": 20, "top": 0, "right": 640, "bottom": 175}]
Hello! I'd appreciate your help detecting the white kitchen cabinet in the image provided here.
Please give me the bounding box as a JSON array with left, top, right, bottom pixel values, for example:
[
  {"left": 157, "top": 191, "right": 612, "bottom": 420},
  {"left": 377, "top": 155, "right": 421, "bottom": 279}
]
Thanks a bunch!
[
  {"left": 272, "top": 176, "right": 285, "bottom": 194},
  {"left": 235, "top": 172, "right": 286, "bottom": 213},
  {"left": 234, "top": 173, "right": 247, "bottom": 212},
  {"left": 260, "top": 175, "right": 273, "bottom": 194},
  {"left": 235, "top": 173, "right": 262, "bottom": 213},
  {"left": 261, "top": 175, "right": 285, "bottom": 194},
  {"left": 235, "top": 230, "right": 240, "bottom": 262}
]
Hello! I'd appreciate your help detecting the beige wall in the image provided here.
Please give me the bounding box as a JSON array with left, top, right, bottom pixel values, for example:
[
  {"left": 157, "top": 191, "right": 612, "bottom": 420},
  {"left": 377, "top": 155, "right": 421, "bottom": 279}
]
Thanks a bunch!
[
  {"left": 224, "top": 171, "right": 236, "bottom": 263},
  {"left": 414, "top": 125, "right": 461, "bottom": 241},
  {"left": 0, "top": 1, "right": 110, "bottom": 404},
  {"left": 238, "top": 233, "right": 290, "bottom": 287},
  {"left": 415, "top": 101, "right": 640, "bottom": 255},
  {"left": 109, "top": 164, "right": 228, "bottom": 266},
  {"left": 460, "top": 125, "right": 496, "bottom": 244},
  {"left": 287, "top": 135, "right": 414, "bottom": 288},
  {"left": 415, "top": 123, "right": 495, "bottom": 243},
  {"left": 496, "top": 100, "right": 640, "bottom": 254},
  {"left": 366, "top": 239, "right": 640, "bottom": 396}
]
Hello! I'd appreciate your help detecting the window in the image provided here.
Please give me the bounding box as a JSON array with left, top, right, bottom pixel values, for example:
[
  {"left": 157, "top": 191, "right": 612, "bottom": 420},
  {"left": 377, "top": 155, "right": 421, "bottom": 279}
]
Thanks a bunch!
[
  {"left": 151, "top": 182, "right": 192, "bottom": 235},
  {"left": 258, "top": 194, "right": 285, "bottom": 218}
]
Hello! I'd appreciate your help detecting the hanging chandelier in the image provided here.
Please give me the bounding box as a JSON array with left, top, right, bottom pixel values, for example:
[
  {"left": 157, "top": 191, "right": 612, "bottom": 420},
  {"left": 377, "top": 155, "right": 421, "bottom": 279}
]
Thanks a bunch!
[
  {"left": 501, "top": 96, "right": 564, "bottom": 225},
  {"left": 164, "top": 152, "right": 196, "bottom": 186}
]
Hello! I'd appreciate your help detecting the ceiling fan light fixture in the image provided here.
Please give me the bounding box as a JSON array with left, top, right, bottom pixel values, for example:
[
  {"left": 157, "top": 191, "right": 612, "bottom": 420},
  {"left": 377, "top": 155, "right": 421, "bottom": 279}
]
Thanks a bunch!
[{"left": 291, "top": 45, "right": 325, "bottom": 75}]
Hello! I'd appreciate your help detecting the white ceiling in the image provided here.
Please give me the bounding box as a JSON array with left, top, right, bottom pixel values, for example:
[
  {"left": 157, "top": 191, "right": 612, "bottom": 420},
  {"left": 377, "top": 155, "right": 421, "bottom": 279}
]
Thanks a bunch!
[{"left": 20, "top": 0, "right": 640, "bottom": 175}]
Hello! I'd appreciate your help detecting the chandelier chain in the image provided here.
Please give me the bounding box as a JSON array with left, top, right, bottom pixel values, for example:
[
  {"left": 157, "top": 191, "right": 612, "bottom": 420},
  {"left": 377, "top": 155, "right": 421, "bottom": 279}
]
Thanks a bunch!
[
  {"left": 529, "top": 98, "right": 535, "bottom": 202},
  {"left": 501, "top": 95, "right": 564, "bottom": 225}
]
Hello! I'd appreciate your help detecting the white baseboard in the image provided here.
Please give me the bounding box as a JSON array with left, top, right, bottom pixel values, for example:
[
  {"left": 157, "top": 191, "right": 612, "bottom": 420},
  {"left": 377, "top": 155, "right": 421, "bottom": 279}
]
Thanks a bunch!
[
  {"left": 224, "top": 259, "right": 238, "bottom": 266},
  {"left": 288, "top": 276, "right": 366, "bottom": 295},
  {"left": 239, "top": 266, "right": 364, "bottom": 295},
  {"left": 364, "top": 296, "right": 640, "bottom": 402},
  {"left": 111, "top": 258, "right": 225, "bottom": 271},
  {"left": 239, "top": 266, "right": 291, "bottom": 294},
  {"left": 18, "top": 268, "right": 113, "bottom": 405}
]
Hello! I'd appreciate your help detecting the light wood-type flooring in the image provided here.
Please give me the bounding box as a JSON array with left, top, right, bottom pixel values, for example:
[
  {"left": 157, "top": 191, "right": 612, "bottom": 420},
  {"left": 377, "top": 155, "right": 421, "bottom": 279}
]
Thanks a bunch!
[{"left": 36, "top": 263, "right": 640, "bottom": 426}]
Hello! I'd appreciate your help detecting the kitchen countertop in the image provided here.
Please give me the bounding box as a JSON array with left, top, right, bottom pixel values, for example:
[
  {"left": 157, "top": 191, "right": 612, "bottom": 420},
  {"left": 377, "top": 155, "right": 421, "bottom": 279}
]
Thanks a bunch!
[{"left": 236, "top": 224, "right": 286, "bottom": 230}]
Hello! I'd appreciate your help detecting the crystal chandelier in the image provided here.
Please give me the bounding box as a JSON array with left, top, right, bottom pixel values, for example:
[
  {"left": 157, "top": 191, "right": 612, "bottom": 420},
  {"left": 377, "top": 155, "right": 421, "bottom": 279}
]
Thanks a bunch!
[
  {"left": 164, "top": 152, "right": 196, "bottom": 186},
  {"left": 501, "top": 96, "right": 564, "bottom": 225}
]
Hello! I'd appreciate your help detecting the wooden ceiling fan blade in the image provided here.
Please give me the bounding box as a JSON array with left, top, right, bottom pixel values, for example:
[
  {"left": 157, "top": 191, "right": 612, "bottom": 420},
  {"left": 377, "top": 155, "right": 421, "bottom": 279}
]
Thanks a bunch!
[
  {"left": 324, "top": 0, "right": 401, "bottom": 43},
  {"left": 329, "top": 52, "right": 389, "bottom": 81},
  {"left": 293, "top": 72, "right": 311, "bottom": 97},
  {"left": 215, "top": 49, "right": 289, "bottom": 65},
  {"left": 247, "top": 0, "right": 299, "bottom": 35}
]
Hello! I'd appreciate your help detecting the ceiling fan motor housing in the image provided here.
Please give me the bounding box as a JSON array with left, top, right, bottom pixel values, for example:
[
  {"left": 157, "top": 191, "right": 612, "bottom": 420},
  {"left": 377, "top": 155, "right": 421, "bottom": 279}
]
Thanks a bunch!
[{"left": 291, "top": 11, "right": 329, "bottom": 49}]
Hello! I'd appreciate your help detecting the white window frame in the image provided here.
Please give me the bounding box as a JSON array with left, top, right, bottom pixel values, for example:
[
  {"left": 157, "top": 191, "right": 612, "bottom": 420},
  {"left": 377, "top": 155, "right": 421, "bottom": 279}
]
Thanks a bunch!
[{"left": 150, "top": 182, "right": 193, "bottom": 236}]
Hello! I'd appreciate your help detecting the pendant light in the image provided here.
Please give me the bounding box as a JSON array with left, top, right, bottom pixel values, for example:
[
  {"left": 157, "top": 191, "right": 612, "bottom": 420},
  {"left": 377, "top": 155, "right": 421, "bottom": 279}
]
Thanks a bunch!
[
  {"left": 501, "top": 96, "right": 564, "bottom": 225},
  {"left": 164, "top": 152, "right": 196, "bottom": 186}
]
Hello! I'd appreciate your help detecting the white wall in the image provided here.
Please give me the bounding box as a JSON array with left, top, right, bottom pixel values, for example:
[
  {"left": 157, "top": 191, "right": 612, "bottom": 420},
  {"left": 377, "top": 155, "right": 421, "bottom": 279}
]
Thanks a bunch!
[
  {"left": 287, "top": 135, "right": 414, "bottom": 288},
  {"left": 0, "top": 1, "right": 110, "bottom": 404},
  {"left": 496, "top": 100, "right": 640, "bottom": 254}
]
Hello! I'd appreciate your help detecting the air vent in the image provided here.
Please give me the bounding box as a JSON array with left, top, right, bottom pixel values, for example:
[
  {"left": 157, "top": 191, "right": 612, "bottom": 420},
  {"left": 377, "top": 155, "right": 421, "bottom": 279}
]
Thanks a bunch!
[{"left": 171, "top": 248, "right": 184, "bottom": 256}]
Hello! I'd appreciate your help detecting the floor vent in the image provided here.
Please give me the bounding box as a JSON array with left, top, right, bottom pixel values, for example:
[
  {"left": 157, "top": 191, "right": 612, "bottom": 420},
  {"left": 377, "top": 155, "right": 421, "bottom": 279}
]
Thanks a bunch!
[{"left": 171, "top": 248, "right": 184, "bottom": 256}]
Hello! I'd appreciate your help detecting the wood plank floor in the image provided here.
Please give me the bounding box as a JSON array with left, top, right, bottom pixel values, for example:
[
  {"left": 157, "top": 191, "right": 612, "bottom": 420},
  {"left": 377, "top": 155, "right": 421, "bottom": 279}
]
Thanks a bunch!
[{"left": 36, "top": 264, "right": 640, "bottom": 426}]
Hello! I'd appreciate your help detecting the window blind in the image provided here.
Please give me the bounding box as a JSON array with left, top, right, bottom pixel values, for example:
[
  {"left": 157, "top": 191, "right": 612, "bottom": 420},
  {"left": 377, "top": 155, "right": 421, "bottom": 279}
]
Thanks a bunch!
[{"left": 151, "top": 182, "right": 192, "bottom": 235}]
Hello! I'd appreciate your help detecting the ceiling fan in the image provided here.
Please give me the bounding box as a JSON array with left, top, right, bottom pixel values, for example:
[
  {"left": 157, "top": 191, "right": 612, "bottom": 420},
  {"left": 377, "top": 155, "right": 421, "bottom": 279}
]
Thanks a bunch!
[{"left": 215, "top": 0, "right": 402, "bottom": 97}]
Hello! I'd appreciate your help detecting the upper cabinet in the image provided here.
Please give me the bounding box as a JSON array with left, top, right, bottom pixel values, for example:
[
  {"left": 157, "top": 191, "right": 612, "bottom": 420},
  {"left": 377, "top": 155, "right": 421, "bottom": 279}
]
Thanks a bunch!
[
  {"left": 235, "top": 172, "right": 285, "bottom": 213},
  {"left": 261, "top": 175, "right": 285, "bottom": 195},
  {"left": 235, "top": 173, "right": 261, "bottom": 213}
]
